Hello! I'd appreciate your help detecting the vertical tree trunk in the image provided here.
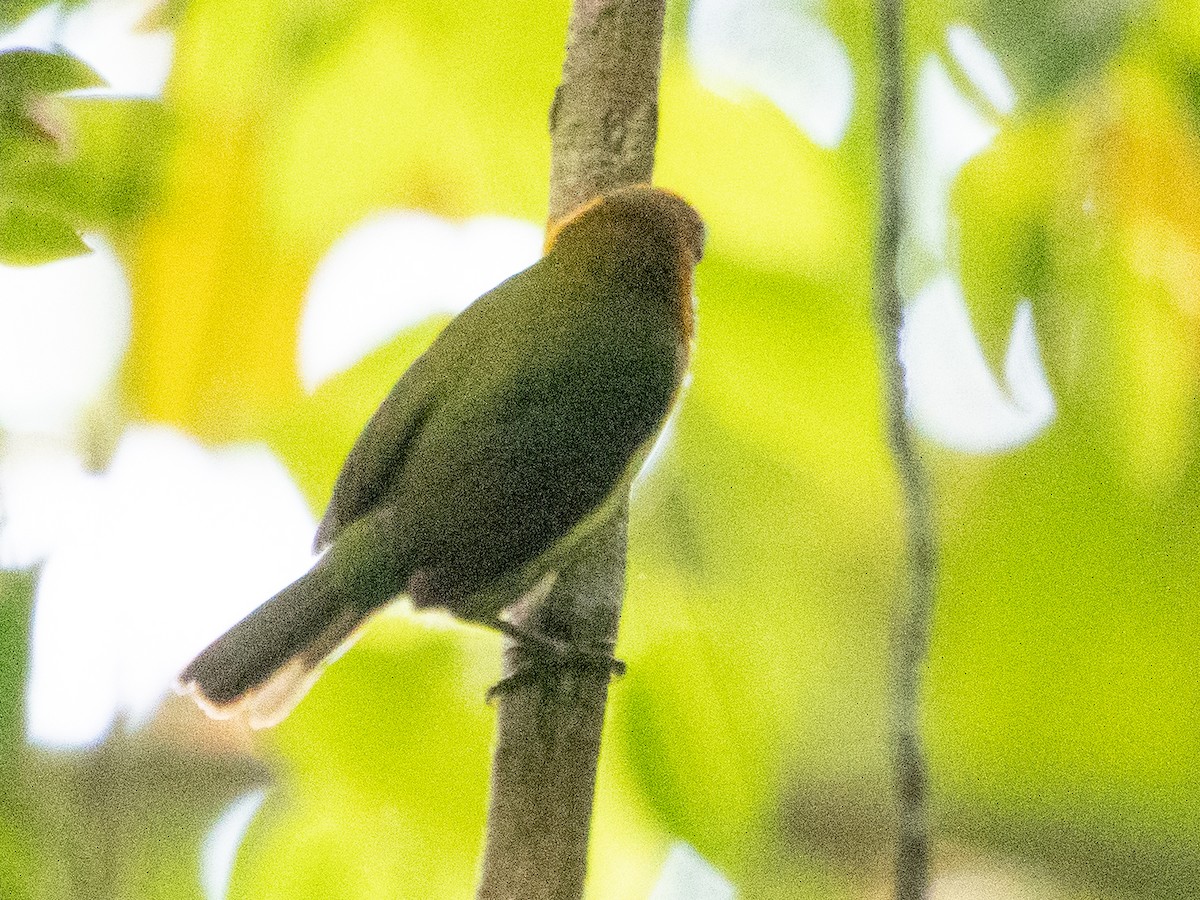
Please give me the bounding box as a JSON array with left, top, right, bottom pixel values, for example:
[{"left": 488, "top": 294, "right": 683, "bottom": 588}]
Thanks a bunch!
[{"left": 475, "top": 2, "right": 666, "bottom": 899}]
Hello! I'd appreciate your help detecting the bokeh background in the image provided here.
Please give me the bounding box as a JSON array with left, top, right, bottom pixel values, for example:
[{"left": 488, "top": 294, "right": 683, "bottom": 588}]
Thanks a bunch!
[{"left": 1, "top": 0, "right": 1198, "bottom": 897}]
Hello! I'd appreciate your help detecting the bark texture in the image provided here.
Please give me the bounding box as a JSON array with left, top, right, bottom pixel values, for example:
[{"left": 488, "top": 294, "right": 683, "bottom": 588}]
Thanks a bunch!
[{"left": 475, "top": 2, "right": 665, "bottom": 898}]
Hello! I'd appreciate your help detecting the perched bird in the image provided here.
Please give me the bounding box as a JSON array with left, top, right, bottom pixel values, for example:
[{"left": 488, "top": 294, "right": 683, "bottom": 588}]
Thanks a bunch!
[{"left": 177, "top": 185, "right": 705, "bottom": 727}]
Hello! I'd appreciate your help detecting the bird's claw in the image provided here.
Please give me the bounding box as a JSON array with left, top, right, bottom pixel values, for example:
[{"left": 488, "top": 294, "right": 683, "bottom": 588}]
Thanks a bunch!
[{"left": 486, "top": 619, "right": 625, "bottom": 702}]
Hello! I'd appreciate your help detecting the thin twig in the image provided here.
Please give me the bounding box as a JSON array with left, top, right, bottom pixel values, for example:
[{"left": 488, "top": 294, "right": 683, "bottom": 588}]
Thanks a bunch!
[
  {"left": 475, "top": 2, "right": 665, "bottom": 898},
  {"left": 872, "top": 1, "right": 937, "bottom": 899}
]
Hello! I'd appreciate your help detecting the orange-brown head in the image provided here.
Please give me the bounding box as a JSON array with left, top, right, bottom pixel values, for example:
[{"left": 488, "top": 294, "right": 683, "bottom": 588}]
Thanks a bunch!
[{"left": 546, "top": 185, "right": 704, "bottom": 345}]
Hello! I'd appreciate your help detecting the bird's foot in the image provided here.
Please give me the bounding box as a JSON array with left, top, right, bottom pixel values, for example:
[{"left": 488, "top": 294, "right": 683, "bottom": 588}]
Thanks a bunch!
[{"left": 486, "top": 619, "right": 625, "bottom": 702}]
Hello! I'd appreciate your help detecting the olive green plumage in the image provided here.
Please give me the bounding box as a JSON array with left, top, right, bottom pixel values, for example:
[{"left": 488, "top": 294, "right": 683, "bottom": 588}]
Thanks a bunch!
[{"left": 178, "top": 185, "right": 705, "bottom": 727}]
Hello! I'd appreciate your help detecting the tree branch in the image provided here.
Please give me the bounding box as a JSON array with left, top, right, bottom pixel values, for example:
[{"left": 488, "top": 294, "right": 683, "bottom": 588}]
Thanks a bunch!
[
  {"left": 546, "top": 0, "right": 662, "bottom": 222},
  {"left": 872, "top": 1, "right": 936, "bottom": 899},
  {"left": 475, "top": 2, "right": 665, "bottom": 898}
]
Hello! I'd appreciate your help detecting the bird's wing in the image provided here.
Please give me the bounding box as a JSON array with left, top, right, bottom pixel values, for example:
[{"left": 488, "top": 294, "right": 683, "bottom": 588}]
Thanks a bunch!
[
  {"left": 313, "top": 356, "right": 438, "bottom": 550},
  {"left": 387, "top": 271, "right": 682, "bottom": 620},
  {"left": 313, "top": 265, "right": 544, "bottom": 551}
]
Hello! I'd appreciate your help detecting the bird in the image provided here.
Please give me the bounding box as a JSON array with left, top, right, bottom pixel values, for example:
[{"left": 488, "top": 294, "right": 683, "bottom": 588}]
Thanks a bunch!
[{"left": 176, "top": 184, "right": 705, "bottom": 728}]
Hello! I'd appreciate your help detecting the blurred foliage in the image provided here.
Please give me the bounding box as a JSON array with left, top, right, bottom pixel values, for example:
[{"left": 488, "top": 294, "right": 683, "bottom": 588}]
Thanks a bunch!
[
  {"left": 1, "top": 0, "right": 1199, "bottom": 898},
  {"left": 0, "top": 0, "right": 50, "bottom": 30},
  {"left": 0, "top": 570, "right": 33, "bottom": 771},
  {"left": 0, "top": 571, "right": 34, "bottom": 900},
  {"left": 0, "top": 44, "right": 166, "bottom": 265},
  {"left": 969, "top": 0, "right": 1134, "bottom": 102},
  {"left": 0, "top": 48, "right": 102, "bottom": 264}
]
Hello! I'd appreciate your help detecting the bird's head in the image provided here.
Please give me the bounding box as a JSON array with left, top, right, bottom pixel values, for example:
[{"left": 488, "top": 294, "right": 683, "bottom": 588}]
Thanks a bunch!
[
  {"left": 546, "top": 185, "right": 704, "bottom": 344},
  {"left": 546, "top": 184, "right": 705, "bottom": 268}
]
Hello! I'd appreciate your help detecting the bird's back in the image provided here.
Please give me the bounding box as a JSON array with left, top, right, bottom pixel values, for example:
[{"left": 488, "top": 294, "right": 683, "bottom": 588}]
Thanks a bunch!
[{"left": 380, "top": 248, "right": 684, "bottom": 616}]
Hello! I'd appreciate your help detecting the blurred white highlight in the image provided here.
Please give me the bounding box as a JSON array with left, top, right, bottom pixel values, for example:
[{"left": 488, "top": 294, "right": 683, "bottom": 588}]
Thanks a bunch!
[
  {"left": 0, "top": 0, "right": 173, "bottom": 97},
  {"left": 898, "top": 37, "right": 1050, "bottom": 451},
  {"left": 24, "top": 426, "right": 316, "bottom": 748},
  {"left": 688, "top": 0, "right": 853, "bottom": 148},
  {"left": 909, "top": 55, "right": 999, "bottom": 259},
  {"left": 0, "top": 441, "right": 93, "bottom": 569},
  {"left": 649, "top": 842, "right": 736, "bottom": 900},
  {"left": 947, "top": 25, "right": 1017, "bottom": 116},
  {"left": 299, "top": 213, "right": 542, "bottom": 391},
  {"left": 0, "top": 238, "right": 130, "bottom": 434},
  {"left": 202, "top": 789, "right": 267, "bottom": 900},
  {"left": 901, "top": 276, "right": 1055, "bottom": 453},
  {"left": 635, "top": 403, "right": 683, "bottom": 491}
]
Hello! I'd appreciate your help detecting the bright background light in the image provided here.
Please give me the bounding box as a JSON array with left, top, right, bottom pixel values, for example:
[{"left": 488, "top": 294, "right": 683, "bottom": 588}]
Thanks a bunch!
[
  {"left": 648, "top": 843, "right": 735, "bottom": 900},
  {"left": 23, "top": 426, "right": 316, "bottom": 747},
  {"left": 908, "top": 53, "right": 1000, "bottom": 260},
  {"left": 299, "top": 213, "right": 542, "bottom": 391},
  {"left": 203, "top": 790, "right": 268, "bottom": 900},
  {"left": 0, "top": 0, "right": 173, "bottom": 96},
  {"left": 0, "top": 238, "right": 130, "bottom": 434},
  {"left": 688, "top": 0, "right": 854, "bottom": 149},
  {"left": 948, "top": 24, "right": 1018, "bottom": 116},
  {"left": 901, "top": 278, "right": 1055, "bottom": 453}
]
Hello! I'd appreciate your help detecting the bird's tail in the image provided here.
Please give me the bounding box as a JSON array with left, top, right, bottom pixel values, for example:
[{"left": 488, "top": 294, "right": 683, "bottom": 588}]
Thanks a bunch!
[{"left": 176, "top": 560, "right": 368, "bottom": 729}]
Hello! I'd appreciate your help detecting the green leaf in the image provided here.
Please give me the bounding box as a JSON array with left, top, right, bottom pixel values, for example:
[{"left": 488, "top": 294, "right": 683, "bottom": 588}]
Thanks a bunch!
[
  {"left": 139, "top": 0, "right": 190, "bottom": 31},
  {"left": 0, "top": 203, "right": 89, "bottom": 264},
  {"left": 619, "top": 622, "right": 781, "bottom": 858},
  {"left": 958, "top": 72, "right": 1200, "bottom": 486},
  {"left": 954, "top": 116, "right": 1065, "bottom": 371},
  {"left": 971, "top": 0, "right": 1131, "bottom": 103},
  {"left": 0, "top": 48, "right": 104, "bottom": 98},
  {"left": 0, "top": 96, "right": 166, "bottom": 265},
  {"left": 0, "top": 52, "right": 143, "bottom": 265},
  {"left": 21, "top": 97, "right": 169, "bottom": 225},
  {"left": 0, "top": 1, "right": 52, "bottom": 30}
]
